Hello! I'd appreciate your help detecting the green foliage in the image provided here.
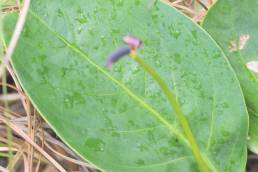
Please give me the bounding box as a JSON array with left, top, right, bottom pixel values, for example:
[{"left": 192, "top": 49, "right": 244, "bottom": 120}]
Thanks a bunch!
[
  {"left": 202, "top": 0, "right": 258, "bottom": 154},
  {"left": 3, "top": 0, "right": 248, "bottom": 171},
  {"left": 0, "top": 3, "right": 2, "bottom": 58}
]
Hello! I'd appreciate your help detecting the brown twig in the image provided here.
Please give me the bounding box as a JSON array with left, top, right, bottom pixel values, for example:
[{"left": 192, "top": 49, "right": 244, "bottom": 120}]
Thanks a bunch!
[
  {"left": 2, "top": 0, "right": 30, "bottom": 70},
  {"left": 196, "top": 0, "right": 208, "bottom": 10},
  {"left": 45, "top": 142, "right": 97, "bottom": 169},
  {"left": 1, "top": 5, "right": 19, "bottom": 14},
  {"left": 35, "top": 126, "right": 45, "bottom": 172},
  {"left": 0, "top": 117, "right": 67, "bottom": 172}
]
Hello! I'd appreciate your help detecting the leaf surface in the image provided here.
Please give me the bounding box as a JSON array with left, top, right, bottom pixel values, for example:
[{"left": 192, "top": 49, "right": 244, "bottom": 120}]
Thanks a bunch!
[
  {"left": 4, "top": 0, "right": 248, "bottom": 171},
  {"left": 202, "top": 0, "right": 258, "bottom": 153}
]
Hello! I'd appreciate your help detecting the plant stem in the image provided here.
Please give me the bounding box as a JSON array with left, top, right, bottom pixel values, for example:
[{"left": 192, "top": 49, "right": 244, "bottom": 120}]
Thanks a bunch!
[{"left": 130, "top": 54, "right": 210, "bottom": 172}]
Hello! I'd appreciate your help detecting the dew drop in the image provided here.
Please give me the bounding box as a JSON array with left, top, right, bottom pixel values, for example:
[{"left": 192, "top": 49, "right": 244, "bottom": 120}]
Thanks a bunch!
[
  {"left": 169, "top": 25, "right": 181, "bottom": 39},
  {"left": 137, "top": 143, "right": 148, "bottom": 152},
  {"left": 88, "top": 27, "right": 94, "bottom": 36},
  {"left": 191, "top": 30, "right": 197, "bottom": 40},
  {"left": 85, "top": 138, "right": 105, "bottom": 152},
  {"left": 77, "top": 26, "right": 82, "bottom": 34},
  {"left": 136, "top": 159, "right": 145, "bottom": 166},
  {"left": 174, "top": 53, "right": 181, "bottom": 64},
  {"left": 155, "top": 60, "right": 161, "bottom": 67},
  {"left": 64, "top": 98, "right": 73, "bottom": 108},
  {"left": 134, "top": 0, "right": 140, "bottom": 6},
  {"left": 57, "top": 9, "right": 64, "bottom": 18}
]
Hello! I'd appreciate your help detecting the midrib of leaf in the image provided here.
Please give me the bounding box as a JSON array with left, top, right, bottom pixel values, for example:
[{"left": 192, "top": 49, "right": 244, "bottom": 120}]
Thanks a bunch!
[{"left": 27, "top": 9, "right": 220, "bottom": 171}]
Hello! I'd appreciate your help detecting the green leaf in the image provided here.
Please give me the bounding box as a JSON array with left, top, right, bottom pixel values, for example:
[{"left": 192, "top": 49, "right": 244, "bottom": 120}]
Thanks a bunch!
[
  {"left": 202, "top": 0, "right": 258, "bottom": 154},
  {"left": 0, "top": 9, "right": 2, "bottom": 59},
  {"left": 4, "top": 0, "right": 248, "bottom": 171}
]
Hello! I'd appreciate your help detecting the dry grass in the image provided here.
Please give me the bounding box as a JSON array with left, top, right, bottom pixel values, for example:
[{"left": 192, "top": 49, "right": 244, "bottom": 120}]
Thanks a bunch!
[{"left": 0, "top": 0, "right": 213, "bottom": 172}]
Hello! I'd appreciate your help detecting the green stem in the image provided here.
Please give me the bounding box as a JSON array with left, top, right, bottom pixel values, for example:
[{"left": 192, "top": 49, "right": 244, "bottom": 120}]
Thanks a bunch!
[{"left": 130, "top": 54, "right": 210, "bottom": 172}]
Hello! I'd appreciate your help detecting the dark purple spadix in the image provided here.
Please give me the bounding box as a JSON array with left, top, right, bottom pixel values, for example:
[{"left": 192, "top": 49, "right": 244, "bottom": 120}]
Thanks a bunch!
[{"left": 106, "top": 47, "right": 131, "bottom": 69}]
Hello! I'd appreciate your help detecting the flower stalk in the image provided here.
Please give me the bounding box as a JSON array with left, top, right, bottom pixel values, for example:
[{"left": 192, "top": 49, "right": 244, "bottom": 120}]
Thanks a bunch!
[
  {"left": 106, "top": 36, "right": 210, "bottom": 172},
  {"left": 129, "top": 53, "right": 210, "bottom": 172}
]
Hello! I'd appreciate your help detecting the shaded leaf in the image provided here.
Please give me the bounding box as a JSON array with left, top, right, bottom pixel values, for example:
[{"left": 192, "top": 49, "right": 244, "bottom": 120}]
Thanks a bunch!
[{"left": 202, "top": 0, "right": 258, "bottom": 154}]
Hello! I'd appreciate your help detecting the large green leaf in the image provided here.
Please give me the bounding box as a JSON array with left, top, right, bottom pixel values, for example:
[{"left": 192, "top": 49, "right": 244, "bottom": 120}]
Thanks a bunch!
[
  {"left": 202, "top": 0, "right": 258, "bottom": 154},
  {"left": 4, "top": 0, "right": 248, "bottom": 171}
]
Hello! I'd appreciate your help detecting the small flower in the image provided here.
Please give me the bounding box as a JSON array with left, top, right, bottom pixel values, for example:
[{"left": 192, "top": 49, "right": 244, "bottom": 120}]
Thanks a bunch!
[
  {"left": 106, "top": 36, "right": 142, "bottom": 69},
  {"left": 123, "top": 36, "right": 142, "bottom": 50}
]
